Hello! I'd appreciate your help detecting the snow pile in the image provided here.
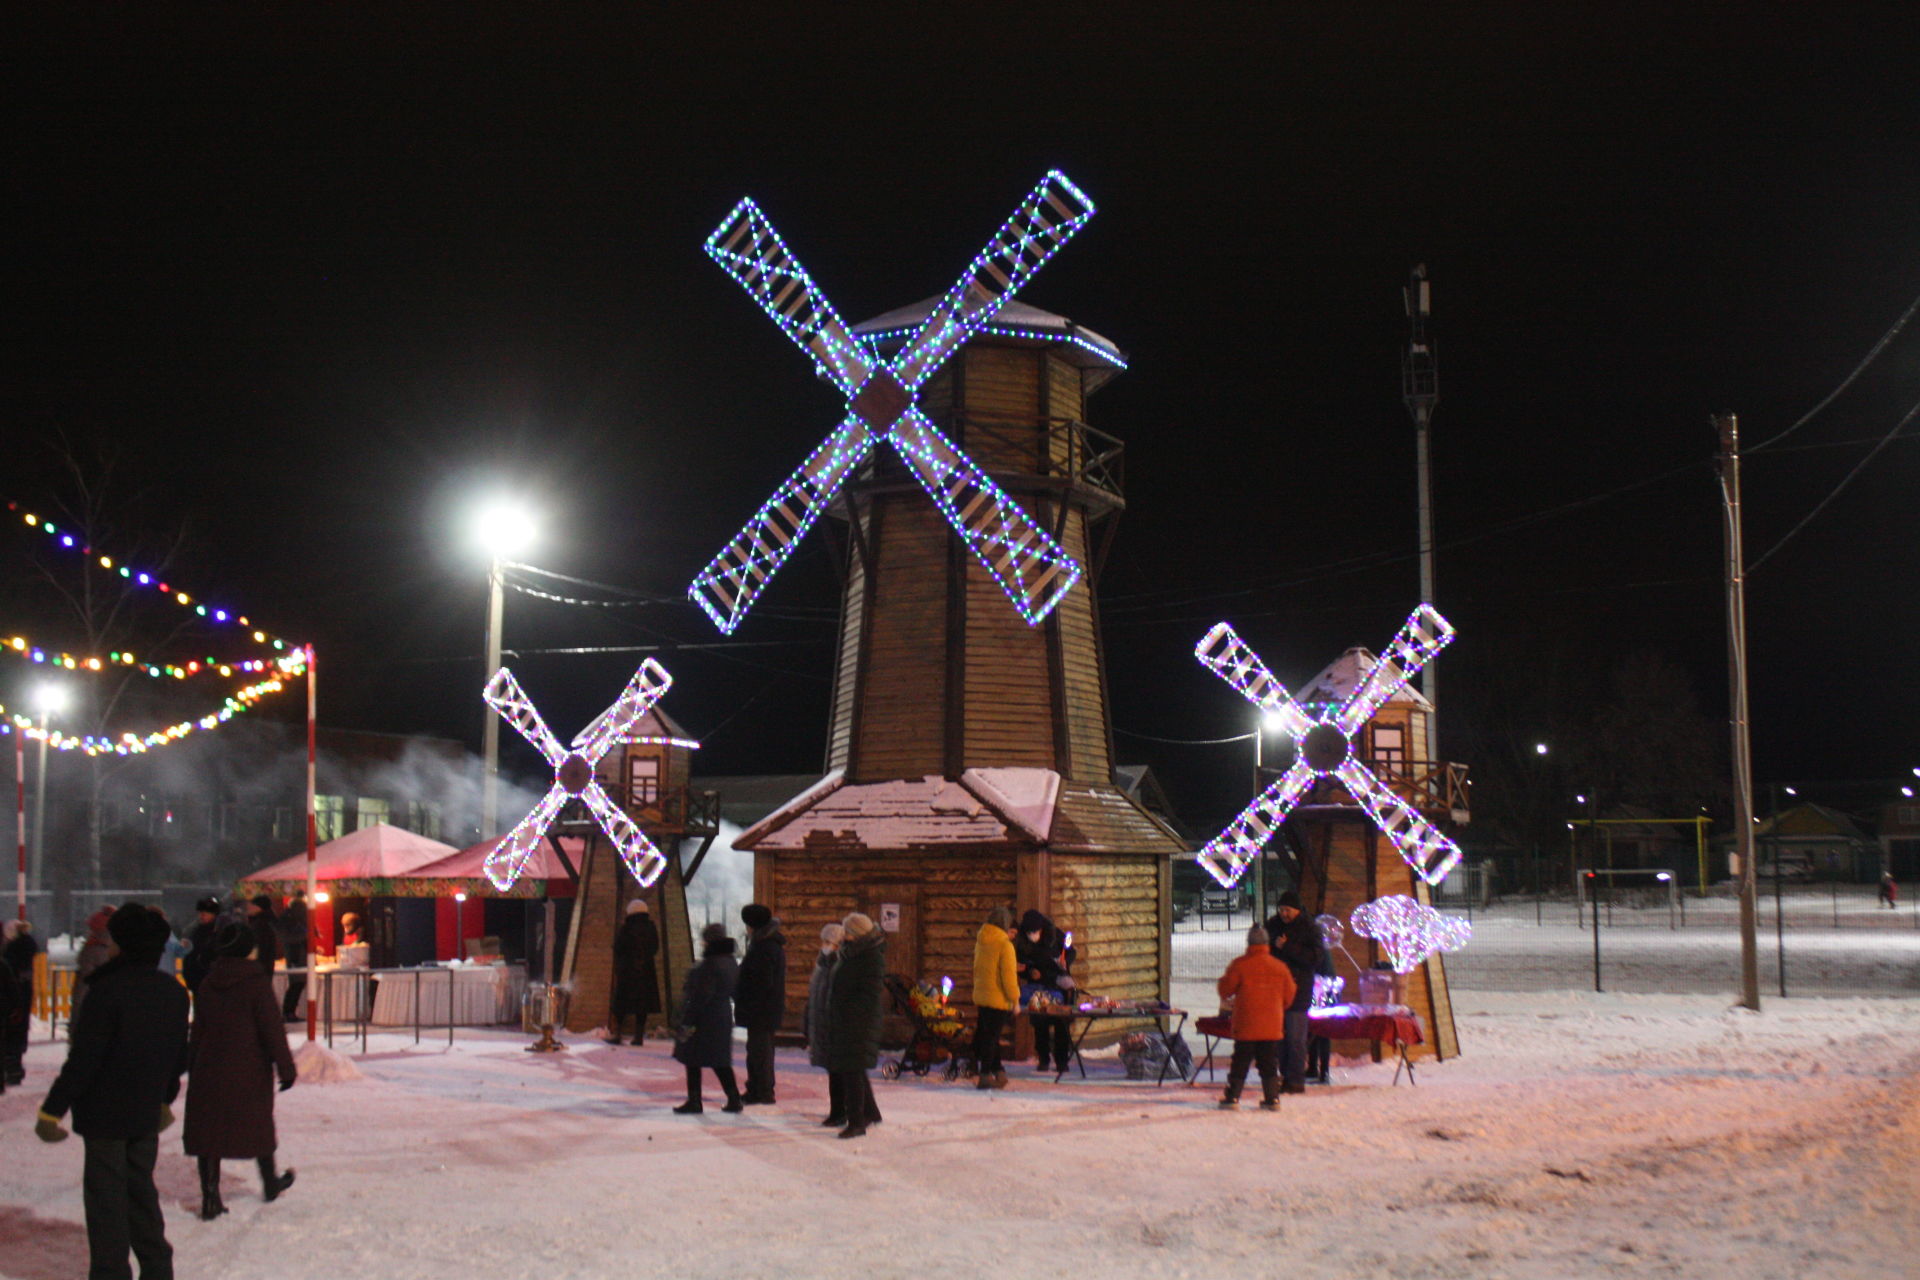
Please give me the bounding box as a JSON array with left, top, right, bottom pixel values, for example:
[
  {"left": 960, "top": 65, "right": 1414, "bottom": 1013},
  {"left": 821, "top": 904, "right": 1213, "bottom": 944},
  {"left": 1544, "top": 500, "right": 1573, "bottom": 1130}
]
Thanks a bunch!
[{"left": 291, "top": 1041, "right": 363, "bottom": 1084}]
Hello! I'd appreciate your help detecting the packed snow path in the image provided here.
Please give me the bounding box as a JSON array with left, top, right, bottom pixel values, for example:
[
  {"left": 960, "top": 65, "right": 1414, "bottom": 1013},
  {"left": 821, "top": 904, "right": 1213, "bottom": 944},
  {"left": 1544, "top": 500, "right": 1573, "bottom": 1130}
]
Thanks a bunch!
[{"left": 2, "top": 967, "right": 1915, "bottom": 1277}]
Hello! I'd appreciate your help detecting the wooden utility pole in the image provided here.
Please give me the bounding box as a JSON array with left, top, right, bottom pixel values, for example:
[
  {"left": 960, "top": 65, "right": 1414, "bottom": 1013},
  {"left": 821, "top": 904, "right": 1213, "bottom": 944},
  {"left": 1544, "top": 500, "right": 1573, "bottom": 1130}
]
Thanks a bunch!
[
  {"left": 1403, "top": 267, "right": 1440, "bottom": 747},
  {"left": 1714, "top": 413, "right": 1761, "bottom": 1011}
]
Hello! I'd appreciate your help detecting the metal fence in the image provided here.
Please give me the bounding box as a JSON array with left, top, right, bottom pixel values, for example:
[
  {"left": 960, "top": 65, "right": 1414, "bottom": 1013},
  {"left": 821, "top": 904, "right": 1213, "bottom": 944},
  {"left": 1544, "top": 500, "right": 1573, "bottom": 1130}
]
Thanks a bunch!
[{"left": 1441, "top": 882, "right": 1919, "bottom": 998}]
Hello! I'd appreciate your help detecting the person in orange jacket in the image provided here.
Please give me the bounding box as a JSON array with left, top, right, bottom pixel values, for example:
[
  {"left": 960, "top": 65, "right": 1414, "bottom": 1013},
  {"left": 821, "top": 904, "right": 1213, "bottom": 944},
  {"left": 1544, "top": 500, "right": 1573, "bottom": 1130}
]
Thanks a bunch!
[{"left": 1215, "top": 924, "right": 1298, "bottom": 1110}]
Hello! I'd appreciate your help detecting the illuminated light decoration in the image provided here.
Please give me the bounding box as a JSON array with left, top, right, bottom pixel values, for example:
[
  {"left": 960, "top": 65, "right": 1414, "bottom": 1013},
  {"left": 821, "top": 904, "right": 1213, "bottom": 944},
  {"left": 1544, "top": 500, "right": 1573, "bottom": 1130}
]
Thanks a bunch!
[
  {"left": 1, "top": 634, "right": 284, "bottom": 681},
  {"left": 9, "top": 505, "right": 294, "bottom": 653},
  {"left": 1311, "top": 973, "right": 1345, "bottom": 1008},
  {"left": 1348, "top": 894, "right": 1472, "bottom": 974},
  {"left": 854, "top": 323, "right": 1128, "bottom": 372},
  {"left": 483, "top": 659, "right": 675, "bottom": 892},
  {"left": 689, "top": 170, "right": 1097, "bottom": 634},
  {"left": 0, "top": 653, "right": 306, "bottom": 756},
  {"left": 1192, "top": 605, "right": 1461, "bottom": 888},
  {"left": 626, "top": 735, "right": 701, "bottom": 750}
]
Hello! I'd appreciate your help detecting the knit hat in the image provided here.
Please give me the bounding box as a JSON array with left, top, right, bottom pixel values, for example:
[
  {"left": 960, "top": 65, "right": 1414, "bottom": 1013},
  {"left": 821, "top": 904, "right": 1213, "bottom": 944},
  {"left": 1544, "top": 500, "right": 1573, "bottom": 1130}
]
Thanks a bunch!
[
  {"left": 214, "top": 921, "right": 257, "bottom": 959},
  {"left": 195, "top": 896, "right": 221, "bottom": 915},
  {"left": 842, "top": 912, "right": 876, "bottom": 938},
  {"left": 985, "top": 905, "right": 1015, "bottom": 932},
  {"left": 1277, "top": 891, "right": 1303, "bottom": 911},
  {"left": 251, "top": 894, "right": 275, "bottom": 912},
  {"left": 1017, "top": 908, "right": 1049, "bottom": 936},
  {"left": 625, "top": 899, "right": 649, "bottom": 916},
  {"left": 87, "top": 907, "right": 114, "bottom": 940},
  {"left": 107, "top": 903, "right": 166, "bottom": 961},
  {"left": 819, "top": 922, "right": 845, "bottom": 946},
  {"left": 740, "top": 903, "right": 772, "bottom": 931},
  {"left": 700, "top": 922, "right": 729, "bottom": 947},
  {"left": 1247, "top": 925, "right": 1270, "bottom": 947}
]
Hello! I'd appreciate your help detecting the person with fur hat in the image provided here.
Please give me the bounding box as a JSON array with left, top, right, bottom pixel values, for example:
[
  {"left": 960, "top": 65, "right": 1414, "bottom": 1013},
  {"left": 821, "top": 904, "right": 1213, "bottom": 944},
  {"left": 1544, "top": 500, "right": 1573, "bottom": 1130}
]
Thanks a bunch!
[
  {"left": 3, "top": 919, "right": 38, "bottom": 1084},
  {"left": 36, "top": 903, "right": 190, "bottom": 1280},
  {"left": 970, "top": 905, "right": 1020, "bottom": 1090},
  {"left": 606, "top": 898, "right": 661, "bottom": 1045},
  {"left": 1216, "top": 924, "right": 1297, "bottom": 1110},
  {"left": 672, "top": 922, "right": 743, "bottom": 1114},
  {"left": 733, "top": 902, "right": 787, "bottom": 1105},
  {"left": 806, "top": 922, "right": 846, "bottom": 1126},
  {"left": 824, "top": 912, "right": 885, "bottom": 1138},
  {"left": 71, "top": 907, "right": 114, "bottom": 1019},
  {"left": 182, "top": 921, "right": 297, "bottom": 1219},
  {"left": 182, "top": 897, "right": 221, "bottom": 993},
  {"left": 1265, "top": 891, "right": 1321, "bottom": 1095},
  {"left": 1014, "top": 908, "right": 1077, "bottom": 1074},
  {"left": 245, "top": 895, "right": 282, "bottom": 978}
]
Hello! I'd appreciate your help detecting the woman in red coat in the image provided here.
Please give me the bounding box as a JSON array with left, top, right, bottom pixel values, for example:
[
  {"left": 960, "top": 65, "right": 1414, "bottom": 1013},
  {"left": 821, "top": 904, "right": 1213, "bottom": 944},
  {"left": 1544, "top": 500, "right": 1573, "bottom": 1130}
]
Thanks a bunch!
[{"left": 183, "top": 923, "right": 297, "bottom": 1219}]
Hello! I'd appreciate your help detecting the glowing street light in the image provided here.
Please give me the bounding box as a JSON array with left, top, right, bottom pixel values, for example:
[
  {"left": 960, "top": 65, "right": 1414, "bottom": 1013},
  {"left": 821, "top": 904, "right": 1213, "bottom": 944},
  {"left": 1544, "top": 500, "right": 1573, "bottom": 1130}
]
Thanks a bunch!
[
  {"left": 472, "top": 499, "right": 540, "bottom": 841},
  {"left": 1534, "top": 742, "right": 1549, "bottom": 756},
  {"left": 26, "top": 682, "right": 71, "bottom": 912}
]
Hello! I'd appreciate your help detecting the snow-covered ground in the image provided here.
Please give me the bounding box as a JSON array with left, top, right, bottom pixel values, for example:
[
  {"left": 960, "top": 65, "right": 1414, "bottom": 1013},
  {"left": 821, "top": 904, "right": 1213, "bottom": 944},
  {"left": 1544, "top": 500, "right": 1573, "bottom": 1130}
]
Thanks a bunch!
[{"left": 3, "top": 933, "right": 1917, "bottom": 1280}]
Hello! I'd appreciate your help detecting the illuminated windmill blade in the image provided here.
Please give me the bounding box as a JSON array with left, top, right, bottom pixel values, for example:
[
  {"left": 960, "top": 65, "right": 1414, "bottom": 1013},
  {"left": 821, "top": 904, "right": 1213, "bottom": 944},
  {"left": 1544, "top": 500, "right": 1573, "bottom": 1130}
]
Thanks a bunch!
[
  {"left": 1194, "top": 622, "right": 1313, "bottom": 740},
  {"left": 483, "top": 668, "right": 567, "bottom": 767},
  {"left": 1196, "top": 758, "right": 1317, "bottom": 888},
  {"left": 888, "top": 410, "right": 1084, "bottom": 624},
  {"left": 571, "top": 658, "right": 674, "bottom": 761},
  {"left": 705, "top": 197, "right": 876, "bottom": 395},
  {"left": 1334, "top": 603, "right": 1456, "bottom": 737},
  {"left": 580, "top": 781, "right": 669, "bottom": 887},
  {"left": 688, "top": 415, "right": 880, "bottom": 633},
  {"left": 890, "top": 170, "right": 1098, "bottom": 390},
  {"left": 1333, "top": 759, "right": 1463, "bottom": 886},
  {"left": 484, "top": 783, "right": 569, "bottom": 892}
]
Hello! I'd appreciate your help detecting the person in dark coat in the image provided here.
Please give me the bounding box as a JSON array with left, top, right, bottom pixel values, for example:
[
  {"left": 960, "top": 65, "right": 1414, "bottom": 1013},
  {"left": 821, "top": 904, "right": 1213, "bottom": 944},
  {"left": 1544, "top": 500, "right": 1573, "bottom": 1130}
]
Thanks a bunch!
[
  {"left": 71, "top": 907, "right": 114, "bottom": 1019},
  {"left": 36, "top": 903, "right": 191, "bottom": 1280},
  {"left": 734, "top": 903, "right": 787, "bottom": 1105},
  {"left": 0, "top": 941, "right": 17, "bottom": 1096},
  {"left": 1015, "top": 908, "right": 1077, "bottom": 1073},
  {"left": 806, "top": 922, "right": 846, "bottom": 1126},
  {"left": 278, "top": 891, "right": 308, "bottom": 1021},
  {"left": 824, "top": 912, "right": 886, "bottom": 1139},
  {"left": 183, "top": 922, "right": 297, "bottom": 1219},
  {"left": 3, "top": 919, "right": 37, "bottom": 1084},
  {"left": 1265, "top": 891, "right": 1320, "bottom": 1095},
  {"left": 606, "top": 898, "right": 661, "bottom": 1045},
  {"left": 671, "top": 923, "right": 742, "bottom": 1114},
  {"left": 181, "top": 899, "right": 220, "bottom": 995},
  {"left": 245, "top": 895, "right": 282, "bottom": 978}
]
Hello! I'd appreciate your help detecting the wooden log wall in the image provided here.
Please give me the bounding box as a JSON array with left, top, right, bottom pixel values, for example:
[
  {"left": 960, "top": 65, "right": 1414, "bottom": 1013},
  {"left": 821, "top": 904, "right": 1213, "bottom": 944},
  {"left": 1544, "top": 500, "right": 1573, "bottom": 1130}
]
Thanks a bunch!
[
  {"left": 1047, "top": 853, "right": 1165, "bottom": 1006},
  {"left": 849, "top": 494, "right": 953, "bottom": 780}
]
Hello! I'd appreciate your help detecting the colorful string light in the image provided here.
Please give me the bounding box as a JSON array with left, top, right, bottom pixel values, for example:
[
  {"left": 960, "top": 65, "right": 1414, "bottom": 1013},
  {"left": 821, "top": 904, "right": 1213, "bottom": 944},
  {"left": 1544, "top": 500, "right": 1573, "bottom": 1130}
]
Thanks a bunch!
[
  {"left": 689, "top": 170, "right": 1098, "bottom": 634},
  {"left": 1348, "top": 894, "right": 1472, "bottom": 974},
  {"left": 482, "top": 659, "right": 675, "bottom": 891},
  {"left": 9, "top": 504, "right": 294, "bottom": 654},
  {"left": 1192, "top": 605, "right": 1463, "bottom": 889},
  {"left": 0, "top": 651, "right": 306, "bottom": 756},
  {"left": 2, "top": 634, "right": 287, "bottom": 680}
]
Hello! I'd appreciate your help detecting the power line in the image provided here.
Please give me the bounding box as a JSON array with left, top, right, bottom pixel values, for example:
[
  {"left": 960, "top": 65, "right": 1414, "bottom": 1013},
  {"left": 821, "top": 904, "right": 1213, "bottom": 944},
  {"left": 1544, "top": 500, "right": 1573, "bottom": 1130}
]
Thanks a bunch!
[
  {"left": 1750, "top": 395, "right": 1920, "bottom": 572},
  {"left": 1749, "top": 285, "right": 1920, "bottom": 453},
  {"left": 1115, "top": 727, "right": 1257, "bottom": 746}
]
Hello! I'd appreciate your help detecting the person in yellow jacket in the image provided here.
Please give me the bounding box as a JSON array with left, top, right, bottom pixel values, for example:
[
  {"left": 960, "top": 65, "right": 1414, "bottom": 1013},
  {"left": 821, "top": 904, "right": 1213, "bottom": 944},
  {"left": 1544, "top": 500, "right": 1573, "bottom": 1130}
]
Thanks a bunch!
[{"left": 971, "top": 906, "right": 1020, "bottom": 1090}]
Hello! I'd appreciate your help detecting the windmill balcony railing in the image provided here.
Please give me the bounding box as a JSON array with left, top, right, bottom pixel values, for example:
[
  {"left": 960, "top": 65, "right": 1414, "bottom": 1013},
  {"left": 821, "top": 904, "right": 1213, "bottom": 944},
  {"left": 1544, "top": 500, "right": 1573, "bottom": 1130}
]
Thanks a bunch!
[
  {"left": 947, "top": 412, "right": 1126, "bottom": 502},
  {"left": 588, "top": 783, "right": 722, "bottom": 837},
  {"left": 1306, "top": 759, "right": 1470, "bottom": 823}
]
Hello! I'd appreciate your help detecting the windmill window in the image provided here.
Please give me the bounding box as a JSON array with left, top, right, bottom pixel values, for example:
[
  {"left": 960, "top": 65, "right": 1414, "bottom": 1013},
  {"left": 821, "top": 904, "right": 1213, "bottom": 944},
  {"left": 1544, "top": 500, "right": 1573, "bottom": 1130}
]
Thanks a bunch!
[
  {"left": 1371, "top": 726, "right": 1405, "bottom": 776},
  {"left": 627, "top": 756, "right": 660, "bottom": 805}
]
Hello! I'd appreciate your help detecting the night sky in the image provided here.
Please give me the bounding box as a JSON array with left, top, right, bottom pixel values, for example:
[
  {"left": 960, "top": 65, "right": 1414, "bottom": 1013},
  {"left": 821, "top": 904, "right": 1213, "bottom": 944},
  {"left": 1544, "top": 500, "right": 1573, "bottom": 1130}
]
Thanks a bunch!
[{"left": 10, "top": 7, "right": 1919, "bottom": 830}]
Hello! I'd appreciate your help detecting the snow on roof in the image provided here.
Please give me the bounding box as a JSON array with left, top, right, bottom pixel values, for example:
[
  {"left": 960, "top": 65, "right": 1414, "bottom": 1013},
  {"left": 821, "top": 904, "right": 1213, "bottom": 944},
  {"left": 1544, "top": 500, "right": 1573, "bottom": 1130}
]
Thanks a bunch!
[
  {"left": 959, "top": 768, "right": 1059, "bottom": 843},
  {"left": 1295, "top": 646, "right": 1432, "bottom": 711},
  {"left": 239, "top": 823, "right": 460, "bottom": 884},
  {"left": 740, "top": 773, "right": 1024, "bottom": 852},
  {"left": 849, "top": 297, "right": 1126, "bottom": 369}
]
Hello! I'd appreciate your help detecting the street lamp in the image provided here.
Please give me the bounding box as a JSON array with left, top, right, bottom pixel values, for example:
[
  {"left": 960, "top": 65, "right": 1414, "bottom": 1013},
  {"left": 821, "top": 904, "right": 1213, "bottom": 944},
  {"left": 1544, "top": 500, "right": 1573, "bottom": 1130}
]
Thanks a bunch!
[
  {"left": 474, "top": 500, "right": 537, "bottom": 842},
  {"left": 1534, "top": 742, "right": 1549, "bottom": 755},
  {"left": 28, "top": 683, "right": 69, "bottom": 911}
]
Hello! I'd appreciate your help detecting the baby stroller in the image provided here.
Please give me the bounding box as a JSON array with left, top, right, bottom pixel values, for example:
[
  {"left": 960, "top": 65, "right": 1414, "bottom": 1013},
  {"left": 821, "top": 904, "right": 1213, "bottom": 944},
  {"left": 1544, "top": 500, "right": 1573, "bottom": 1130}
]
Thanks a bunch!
[{"left": 878, "top": 974, "right": 976, "bottom": 1082}]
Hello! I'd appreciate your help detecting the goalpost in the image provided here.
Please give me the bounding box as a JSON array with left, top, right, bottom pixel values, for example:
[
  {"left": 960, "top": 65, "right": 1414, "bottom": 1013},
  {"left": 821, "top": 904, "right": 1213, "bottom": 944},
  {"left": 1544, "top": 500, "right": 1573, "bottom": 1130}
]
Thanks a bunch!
[{"left": 1577, "top": 867, "right": 1681, "bottom": 929}]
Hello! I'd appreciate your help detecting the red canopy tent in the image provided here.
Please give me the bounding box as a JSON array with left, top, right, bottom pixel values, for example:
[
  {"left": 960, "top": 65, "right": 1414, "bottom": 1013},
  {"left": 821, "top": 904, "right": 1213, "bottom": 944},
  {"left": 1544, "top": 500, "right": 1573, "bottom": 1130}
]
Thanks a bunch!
[{"left": 407, "top": 836, "right": 583, "bottom": 961}]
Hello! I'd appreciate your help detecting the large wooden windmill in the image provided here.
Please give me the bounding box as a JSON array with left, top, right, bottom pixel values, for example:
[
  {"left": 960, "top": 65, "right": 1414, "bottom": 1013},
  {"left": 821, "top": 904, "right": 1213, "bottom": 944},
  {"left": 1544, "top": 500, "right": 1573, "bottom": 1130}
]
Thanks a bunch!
[{"left": 695, "top": 172, "right": 1185, "bottom": 1027}]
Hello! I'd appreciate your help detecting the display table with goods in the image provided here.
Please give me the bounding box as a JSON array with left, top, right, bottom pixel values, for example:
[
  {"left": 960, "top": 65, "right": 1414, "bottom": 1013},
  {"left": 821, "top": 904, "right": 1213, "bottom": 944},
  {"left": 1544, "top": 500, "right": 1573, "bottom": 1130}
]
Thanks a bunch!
[
  {"left": 1192, "top": 1004, "right": 1427, "bottom": 1087},
  {"left": 1026, "top": 996, "right": 1190, "bottom": 1085}
]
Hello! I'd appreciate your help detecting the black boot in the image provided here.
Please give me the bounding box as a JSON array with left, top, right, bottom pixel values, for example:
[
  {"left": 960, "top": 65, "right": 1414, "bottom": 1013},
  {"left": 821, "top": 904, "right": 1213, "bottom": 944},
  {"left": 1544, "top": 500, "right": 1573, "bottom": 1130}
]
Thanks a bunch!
[
  {"left": 673, "top": 1098, "right": 704, "bottom": 1114},
  {"left": 198, "top": 1157, "right": 227, "bottom": 1221},
  {"left": 258, "top": 1156, "right": 295, "bottom": 1202},
  {"left": 718, "top": 1067, "right": 745, "bottom": 1114}
]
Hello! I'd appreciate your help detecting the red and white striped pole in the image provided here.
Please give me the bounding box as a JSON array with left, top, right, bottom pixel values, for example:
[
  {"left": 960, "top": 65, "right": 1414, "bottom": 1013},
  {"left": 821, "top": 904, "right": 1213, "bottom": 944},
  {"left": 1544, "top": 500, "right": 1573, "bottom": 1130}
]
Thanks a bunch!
[
  {"left": 15, "top": 726, "right": 25, "bottom": 923},
  {"left": 304, "top": 645, "right": 319, "bottom": 1043}
]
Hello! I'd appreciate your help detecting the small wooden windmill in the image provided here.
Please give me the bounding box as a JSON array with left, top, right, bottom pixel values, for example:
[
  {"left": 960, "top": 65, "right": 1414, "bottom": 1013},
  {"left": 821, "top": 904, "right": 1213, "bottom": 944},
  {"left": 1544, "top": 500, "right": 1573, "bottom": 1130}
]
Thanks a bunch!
[
  {"left": 1195, "top": 611, "right": 1471, "bottom": 1059},
  {"left": 696, "top": 173, "right": 1184, "bottom": 1032}
]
